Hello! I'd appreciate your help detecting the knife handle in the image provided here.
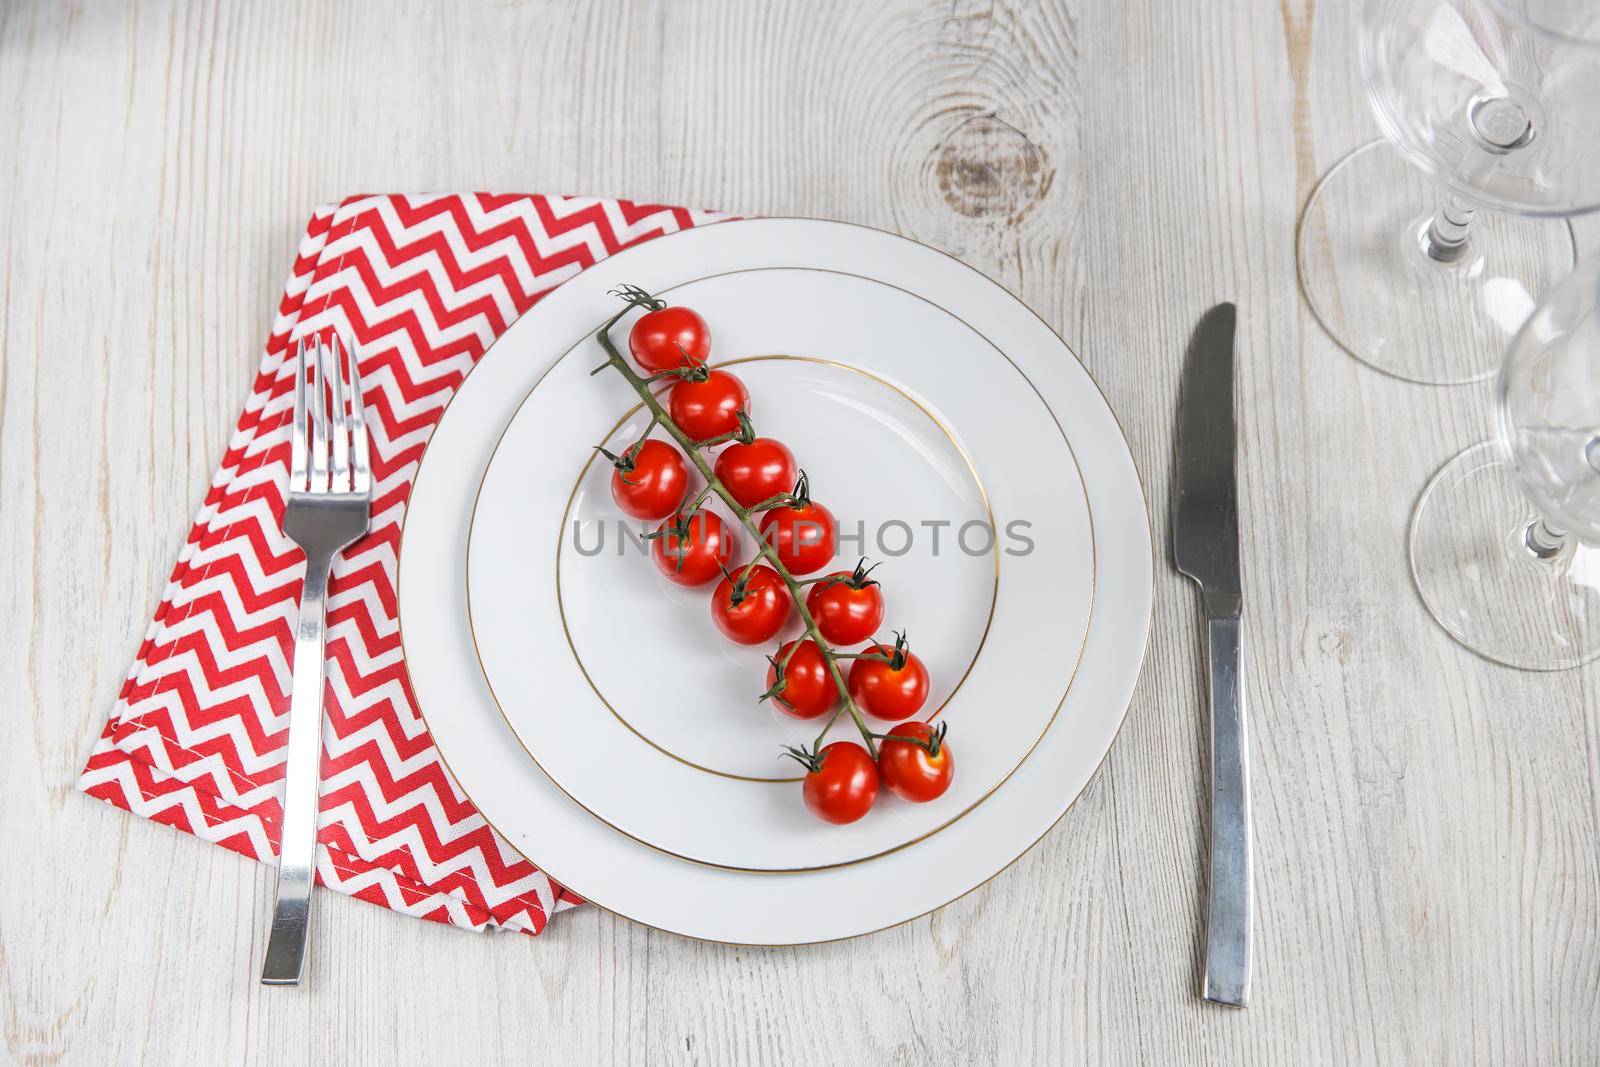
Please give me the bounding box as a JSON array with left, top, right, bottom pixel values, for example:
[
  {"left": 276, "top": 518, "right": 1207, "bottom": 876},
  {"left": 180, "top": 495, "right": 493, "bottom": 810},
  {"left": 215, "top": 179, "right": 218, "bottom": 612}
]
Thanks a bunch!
[{"left": 1202, "top": 612, "right": 1253, "bottom": 1007}]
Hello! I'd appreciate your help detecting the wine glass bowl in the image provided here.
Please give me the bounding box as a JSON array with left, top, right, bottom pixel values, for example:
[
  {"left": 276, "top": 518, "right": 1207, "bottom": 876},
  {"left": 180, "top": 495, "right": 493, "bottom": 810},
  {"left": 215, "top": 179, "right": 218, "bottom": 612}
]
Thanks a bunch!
[
  {"left": 1364, "top": 0, "right": 1600, "bottom": 217},
  {"left": 1488, "top": 0, "right": 1600, "bottom": 44},
  {"left": 1410, "top": 255, "right": 1600, "bottom": 670},
  {"left": 1497, "top": 254, "right": 1600, "bottom": 542}
]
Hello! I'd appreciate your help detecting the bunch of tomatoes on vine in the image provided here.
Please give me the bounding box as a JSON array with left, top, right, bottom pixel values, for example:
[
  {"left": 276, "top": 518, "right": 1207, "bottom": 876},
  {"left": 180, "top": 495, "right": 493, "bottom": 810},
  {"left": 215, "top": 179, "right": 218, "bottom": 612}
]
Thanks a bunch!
[{"left": 590, "top": 285, "right": 955, "bottom": 825}]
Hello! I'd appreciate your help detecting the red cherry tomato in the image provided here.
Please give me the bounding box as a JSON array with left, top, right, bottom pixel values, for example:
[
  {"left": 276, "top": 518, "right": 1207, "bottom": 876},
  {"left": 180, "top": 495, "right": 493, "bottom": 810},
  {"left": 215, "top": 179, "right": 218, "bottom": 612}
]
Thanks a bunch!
[
  {"left": 795, "top": 742, "right": 878, "bottom": 825},
  {"left": 805, "top": 561, "right": 885, "bottom": 646},
  {"left": 606, "top": 439, "right": 688, "bottom": 520},
  {"left": 650, "top": 510, "right": 736, "bottom": 587},
  {"left": 764, "top": 639, "right": 837, "bottom": 720},
  {"left": 761, "top": 500, "right": 836, "bottom": 575},
  {"left": 669, "top": 369, "right": 749, "bottom": 443},
  {"left": 628, "top": 305, "right": 710, "bottom": 372},
  {"left": 759, "top": 474, "right": 836, "bottom": 575},
  {"left": 714, "top": 437, "right": 797, "bottom": 509},
  {"left": 848, "top": 634, "right": 930, "bottom": 721},
  {"left": 877, "top": 721, "right": 954, "bottom": 803},
  {"left": 710, "top": 564, "right": 792, "bottom": 645}
]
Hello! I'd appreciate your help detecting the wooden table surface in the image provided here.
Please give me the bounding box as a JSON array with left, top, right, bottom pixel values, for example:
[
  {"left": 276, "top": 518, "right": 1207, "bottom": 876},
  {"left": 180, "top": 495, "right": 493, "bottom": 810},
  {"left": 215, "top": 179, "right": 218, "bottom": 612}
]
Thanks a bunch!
[{"left": 4, "top": 1, "right": 1597, "bottom": 1062}]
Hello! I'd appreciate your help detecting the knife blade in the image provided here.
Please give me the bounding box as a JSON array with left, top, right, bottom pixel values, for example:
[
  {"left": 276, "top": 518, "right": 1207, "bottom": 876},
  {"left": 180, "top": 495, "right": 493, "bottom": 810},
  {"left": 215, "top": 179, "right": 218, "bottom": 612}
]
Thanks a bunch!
[
  {"left": 1172, "top": 302, "right": 1253, "bottom": 1008},
  {"left": 1174, "top": 303, "right": 1241, "bottom": 613}
]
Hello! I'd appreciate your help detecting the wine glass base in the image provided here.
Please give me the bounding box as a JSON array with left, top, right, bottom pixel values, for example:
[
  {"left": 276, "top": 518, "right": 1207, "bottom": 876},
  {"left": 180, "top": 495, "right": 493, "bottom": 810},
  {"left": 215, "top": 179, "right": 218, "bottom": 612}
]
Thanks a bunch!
[
  {"left": 1409, "top": 442, "right": 1600, "bottom": 671},
  {"left": 1298, "top": 140, "right": 1576, "bottom": 386}
]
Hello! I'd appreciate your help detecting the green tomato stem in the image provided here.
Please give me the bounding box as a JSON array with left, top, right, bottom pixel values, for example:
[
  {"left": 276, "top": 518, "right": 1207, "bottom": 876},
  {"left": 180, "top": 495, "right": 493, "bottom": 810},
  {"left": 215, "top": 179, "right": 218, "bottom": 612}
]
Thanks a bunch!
[{"left": 696, "top": 427, "right": 746, "bottom": 449}]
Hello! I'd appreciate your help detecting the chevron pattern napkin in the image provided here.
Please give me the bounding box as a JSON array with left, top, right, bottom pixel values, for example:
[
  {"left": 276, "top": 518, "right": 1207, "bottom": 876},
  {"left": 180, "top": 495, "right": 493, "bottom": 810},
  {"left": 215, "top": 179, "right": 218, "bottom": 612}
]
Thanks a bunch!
[{"left": 78, "top": 194, "right": 731, "bottom": 934}]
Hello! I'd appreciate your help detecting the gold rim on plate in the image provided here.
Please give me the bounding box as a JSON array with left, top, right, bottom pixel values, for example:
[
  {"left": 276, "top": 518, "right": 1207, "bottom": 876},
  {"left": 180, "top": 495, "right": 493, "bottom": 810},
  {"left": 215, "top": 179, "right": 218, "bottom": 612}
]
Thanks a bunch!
[{"left": 552, "top": 354, "right": 999, "bottom": 783}]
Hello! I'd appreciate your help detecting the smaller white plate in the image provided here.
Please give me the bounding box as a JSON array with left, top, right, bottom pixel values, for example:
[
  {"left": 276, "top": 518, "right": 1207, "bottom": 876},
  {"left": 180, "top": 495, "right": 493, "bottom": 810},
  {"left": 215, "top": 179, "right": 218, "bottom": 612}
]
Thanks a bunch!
[{"left": 467, "top": 268, "right": 1094, "bottom": 872}]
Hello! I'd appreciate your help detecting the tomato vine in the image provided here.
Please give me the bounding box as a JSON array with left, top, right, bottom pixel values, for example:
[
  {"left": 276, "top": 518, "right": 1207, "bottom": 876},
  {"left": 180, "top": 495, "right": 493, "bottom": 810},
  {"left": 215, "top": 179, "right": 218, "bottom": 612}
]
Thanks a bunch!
[{"left": 594, "top": 287, "right": 883, "bottom": 758}]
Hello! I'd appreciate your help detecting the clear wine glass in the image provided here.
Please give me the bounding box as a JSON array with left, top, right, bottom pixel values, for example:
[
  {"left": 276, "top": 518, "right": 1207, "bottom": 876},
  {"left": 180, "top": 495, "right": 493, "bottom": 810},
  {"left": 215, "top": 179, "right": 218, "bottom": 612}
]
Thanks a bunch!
[
  {"left": 1298, "top": 0, "right": 1600, "bottom": 385},
  {"left": 1410, "top": 254, "right": 1600, "bottom": 669}
]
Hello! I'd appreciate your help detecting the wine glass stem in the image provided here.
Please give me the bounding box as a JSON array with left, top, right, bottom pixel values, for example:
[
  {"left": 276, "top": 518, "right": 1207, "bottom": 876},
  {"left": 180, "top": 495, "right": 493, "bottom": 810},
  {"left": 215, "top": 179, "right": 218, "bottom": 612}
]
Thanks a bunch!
[
  {"left": 1522, "top": 517, "right": 1567, "bottom": 561},
  {"left": 1419, "top": 96, "right": 1534, "bottom": 265},
  {"left": 1423, "top": 194, "right": 1476, "bottom": 263}
]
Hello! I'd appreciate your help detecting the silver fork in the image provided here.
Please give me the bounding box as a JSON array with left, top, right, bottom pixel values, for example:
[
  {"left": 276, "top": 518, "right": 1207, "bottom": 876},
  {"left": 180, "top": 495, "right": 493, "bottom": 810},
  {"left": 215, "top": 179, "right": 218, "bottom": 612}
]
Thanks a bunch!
[{"left": 261, "top": 335, "right": 371, "bottom": 986}]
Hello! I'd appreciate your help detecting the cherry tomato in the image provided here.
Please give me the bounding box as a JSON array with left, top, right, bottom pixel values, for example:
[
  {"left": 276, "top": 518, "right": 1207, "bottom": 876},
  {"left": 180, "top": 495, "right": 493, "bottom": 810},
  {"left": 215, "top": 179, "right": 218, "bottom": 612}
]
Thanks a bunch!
[
  {"left": 759, "top": 474, "right": 836, "bottom": 575},
  {"left": 628, "top": 304, "right": 710, "bottom": 372},
  {"left": 710, "top": 564, "right": 792, "bottom": 645},
  {"left": 650, "top": 510, "right": 736, "bottom": 587},
  {"left": 848, "top": 633, "right": 930, "bottom": 721},
  {"left": 714, "top": 437, "right": 797, "bottom": 509},
  {"left": 669, "top": 369, "right": 749, "bottom": 443},
  {"left": 877, "top": 721, "right": 954, "bottom": 803},
  {"left": 805, "top": 560, "right": 885, "bottom": 646},
  {"left": 605, "top": 439, "right": 688, "bottom": 520},
  {"left": 763, "top": 639, "right": 837, "bottom": 720},
  {"left": 795, "top": 742, "right": 879, "bottom": 825}
]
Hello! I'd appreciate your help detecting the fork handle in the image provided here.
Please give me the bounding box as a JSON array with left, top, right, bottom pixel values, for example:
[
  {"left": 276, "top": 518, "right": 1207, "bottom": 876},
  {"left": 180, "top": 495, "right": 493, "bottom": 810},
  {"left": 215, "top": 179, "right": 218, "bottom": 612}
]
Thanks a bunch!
[
  {"left": 1201, "top": 611, "right": 1253, "bottom": 1007},
  {"left": 261, "top": 550, "right": 334, "bottom": 986}
]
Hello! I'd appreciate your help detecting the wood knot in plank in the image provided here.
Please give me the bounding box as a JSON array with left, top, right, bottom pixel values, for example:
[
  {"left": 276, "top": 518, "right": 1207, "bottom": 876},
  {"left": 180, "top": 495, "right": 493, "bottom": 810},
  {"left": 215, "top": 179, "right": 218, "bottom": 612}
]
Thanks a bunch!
[{"left": 932, "top": 111, "right": 1052, "bottom": 223}]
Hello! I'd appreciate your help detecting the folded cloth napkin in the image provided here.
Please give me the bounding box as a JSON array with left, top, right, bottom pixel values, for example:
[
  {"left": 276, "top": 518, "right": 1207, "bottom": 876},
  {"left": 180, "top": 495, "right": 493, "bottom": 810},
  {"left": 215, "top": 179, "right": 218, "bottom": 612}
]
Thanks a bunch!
[{"left": 78, "top": 194, "right": 732, "bottom": 935}]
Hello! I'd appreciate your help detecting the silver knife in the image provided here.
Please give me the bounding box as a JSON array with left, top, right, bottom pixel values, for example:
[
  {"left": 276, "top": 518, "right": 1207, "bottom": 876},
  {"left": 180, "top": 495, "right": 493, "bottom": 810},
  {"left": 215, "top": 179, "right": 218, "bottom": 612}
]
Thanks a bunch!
[{"left": 1173, "top": 302, "right": 1253, "bottom": 1008}]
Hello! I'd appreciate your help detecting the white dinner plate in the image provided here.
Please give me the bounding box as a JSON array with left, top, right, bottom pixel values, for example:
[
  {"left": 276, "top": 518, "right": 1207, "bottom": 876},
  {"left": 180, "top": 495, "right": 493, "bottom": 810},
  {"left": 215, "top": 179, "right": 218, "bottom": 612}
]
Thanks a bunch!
[
  {"left": 466, "top": 268, "right": 1094, "bottom": 871},
  {"left": 398, "top": 218, "right": 1152, "bottom": 944}
]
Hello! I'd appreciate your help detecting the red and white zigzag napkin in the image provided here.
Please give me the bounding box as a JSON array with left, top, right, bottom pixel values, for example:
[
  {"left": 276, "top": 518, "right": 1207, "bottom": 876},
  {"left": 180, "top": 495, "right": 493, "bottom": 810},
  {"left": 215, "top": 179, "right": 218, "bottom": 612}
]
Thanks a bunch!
[{"left": 78, "top": 194, "right": 731, "bottom": 935}]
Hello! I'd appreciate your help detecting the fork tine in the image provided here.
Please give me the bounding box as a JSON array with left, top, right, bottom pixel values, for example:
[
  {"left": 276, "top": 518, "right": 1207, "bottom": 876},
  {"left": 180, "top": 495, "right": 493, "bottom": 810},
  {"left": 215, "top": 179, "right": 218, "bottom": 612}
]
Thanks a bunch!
[
  {"left": 348, "top": 339, "right": 371, "bottom": 496},
  {"left": 291, "top": 338, "right": 308, "bottom": 490},
  {"left": 330, "top": 335, "right": 351, "bottom": 490},
  {"left": 310, "top": 337, "right": 330, "bottom": 490}
]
